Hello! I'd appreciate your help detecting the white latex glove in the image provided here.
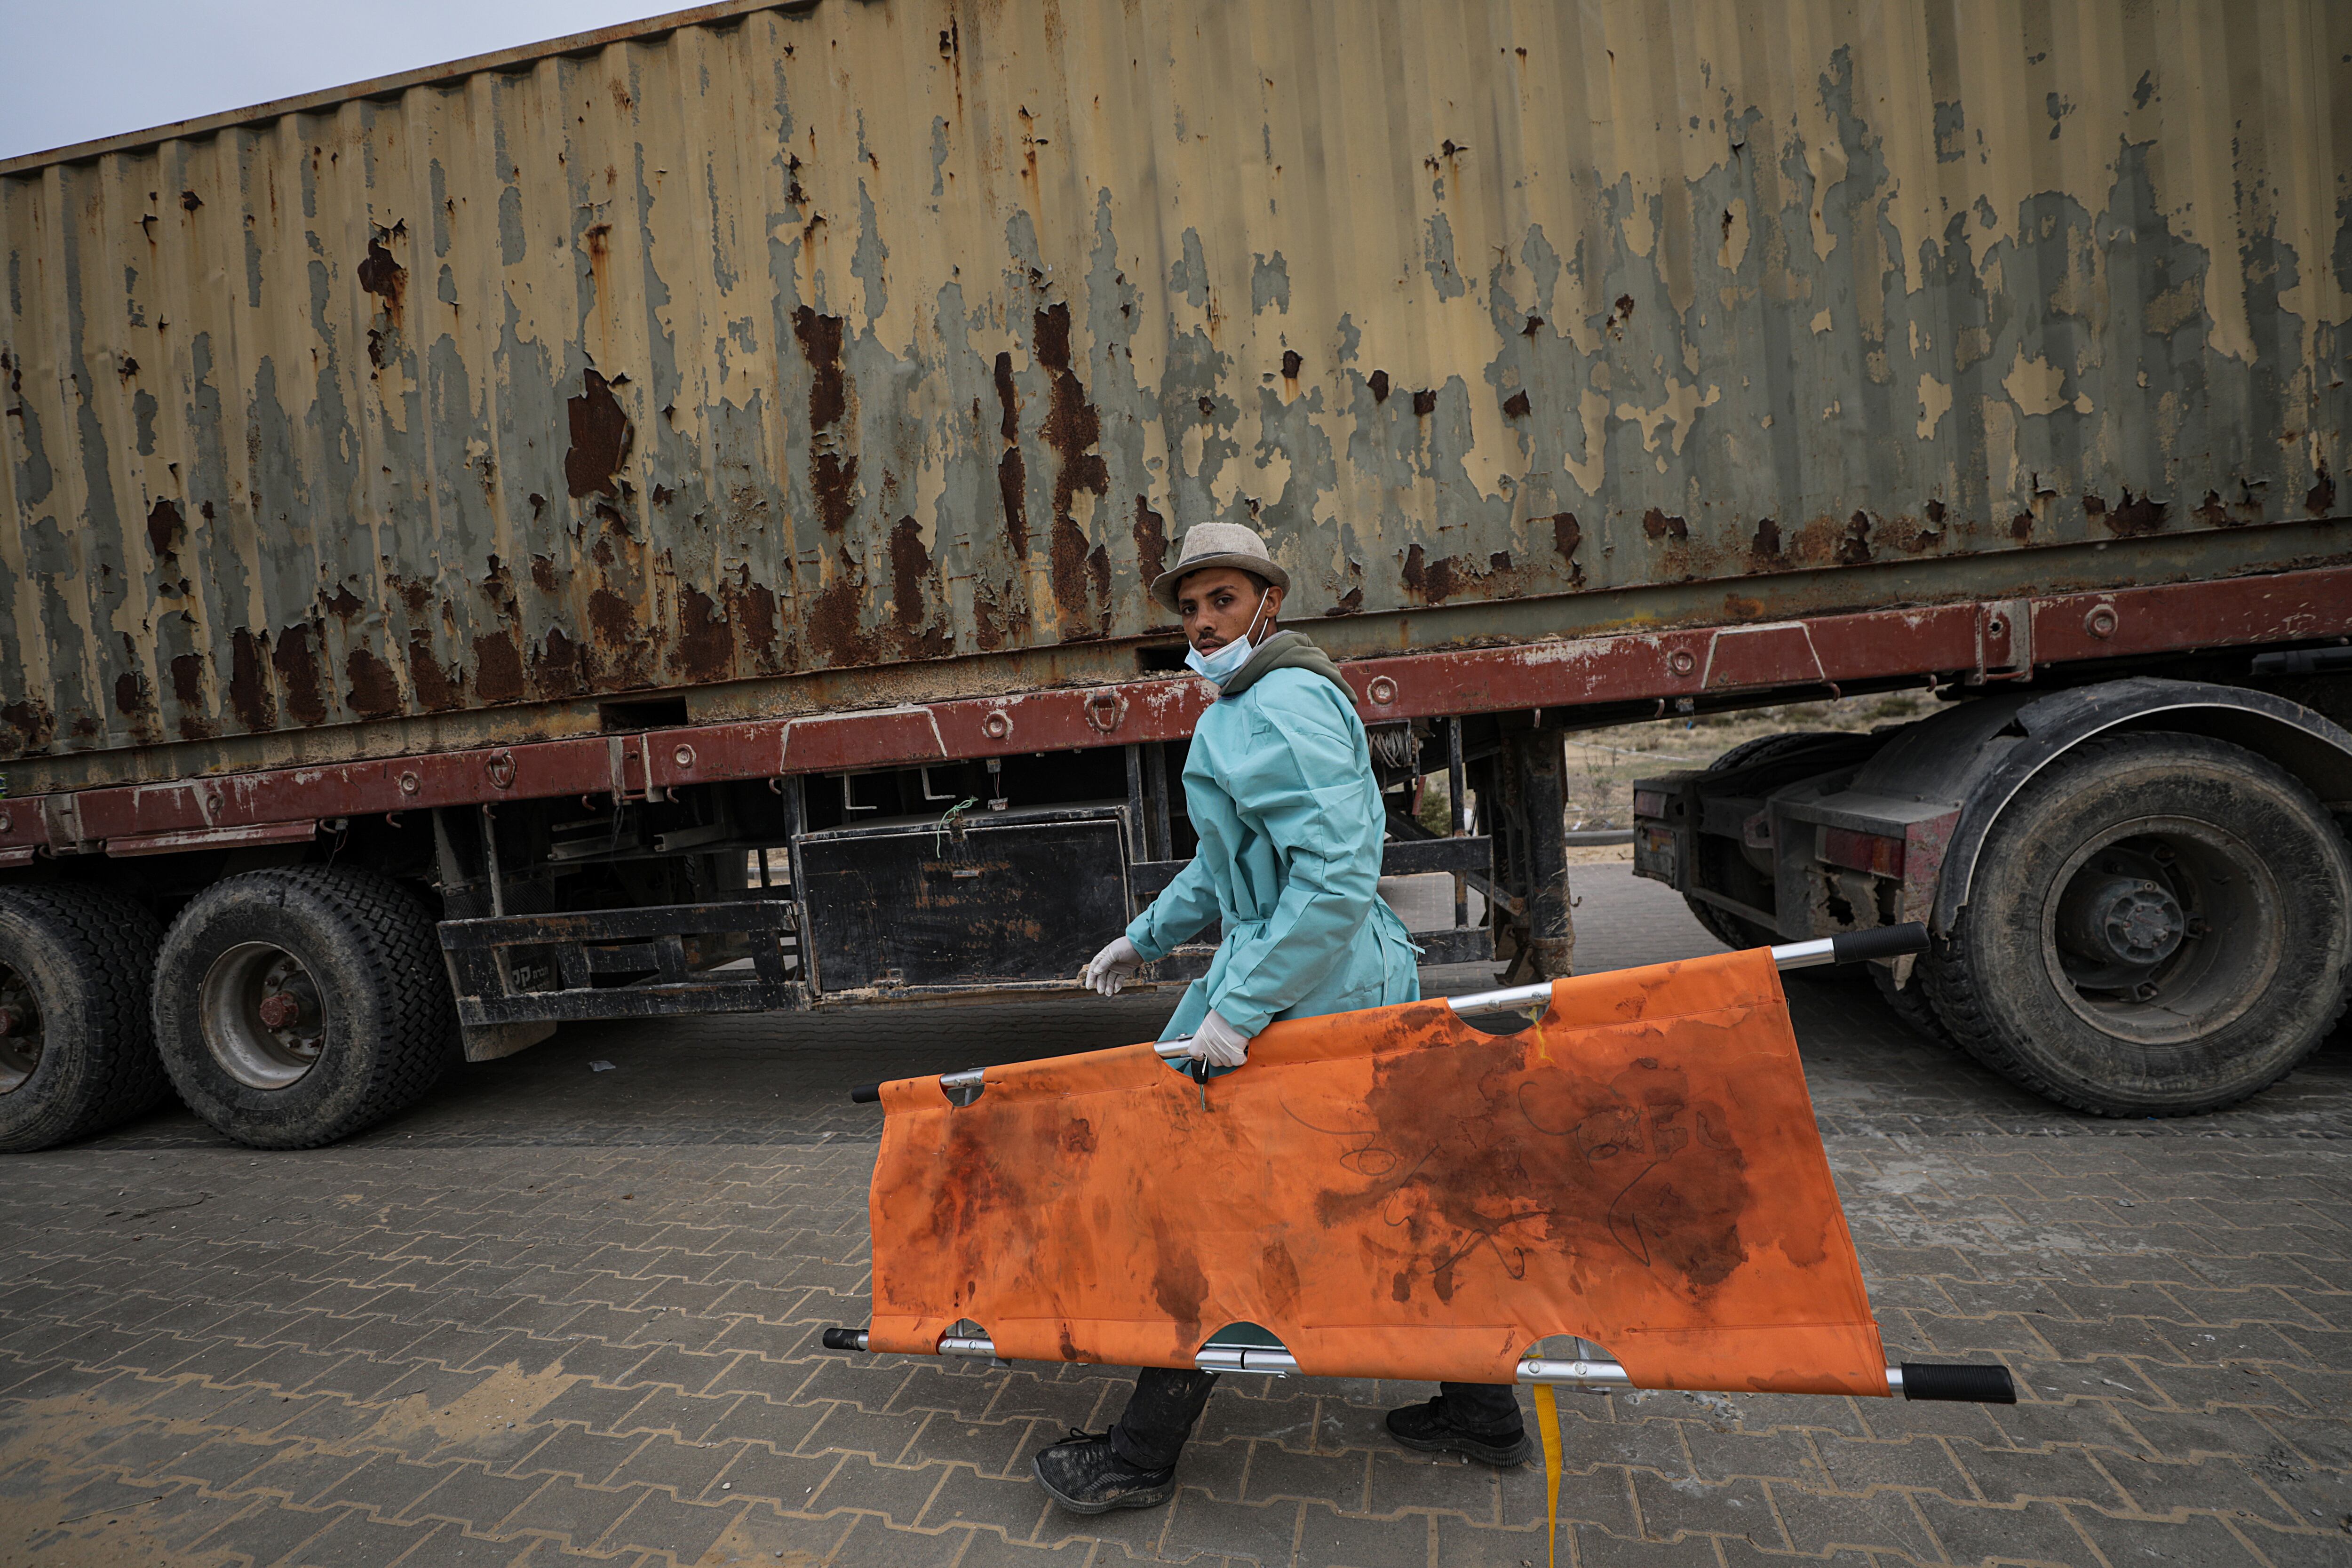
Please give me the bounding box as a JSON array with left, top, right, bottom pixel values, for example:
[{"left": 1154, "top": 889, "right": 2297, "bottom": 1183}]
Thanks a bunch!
[
  {"left": 1083, "top": 935, "right": 1143, "bottom": 996},
  {"left": 1184, "top": 1008, "right": 1253, "bottom": 1068}
]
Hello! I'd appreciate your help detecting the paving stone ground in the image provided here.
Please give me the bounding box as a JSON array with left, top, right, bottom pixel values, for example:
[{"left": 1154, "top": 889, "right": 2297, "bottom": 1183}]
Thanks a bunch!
[{"left": 2, "top": 866, "right": 2347, "bottom": 1567}]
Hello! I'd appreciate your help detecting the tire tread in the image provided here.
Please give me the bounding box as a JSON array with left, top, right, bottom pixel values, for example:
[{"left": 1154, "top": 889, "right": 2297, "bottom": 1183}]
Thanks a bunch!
[
  {"left": 0, "top": 884, "right": 166, "bottom": 1151},
  {"left": 1925, "top": 732, "right": 2352, "bottom": 1117},
  {"left": 153, "top": 867, "right": 451, "bottom": 1148}
]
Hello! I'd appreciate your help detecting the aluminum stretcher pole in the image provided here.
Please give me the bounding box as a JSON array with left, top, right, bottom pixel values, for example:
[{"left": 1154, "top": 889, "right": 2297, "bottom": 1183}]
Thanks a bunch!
[
  {"left": 849, "top": 924, "right": 1933, "bottom": 1105},
  {"left": 816, "top": 1327, "right": 2014, "bottom": 1403}
]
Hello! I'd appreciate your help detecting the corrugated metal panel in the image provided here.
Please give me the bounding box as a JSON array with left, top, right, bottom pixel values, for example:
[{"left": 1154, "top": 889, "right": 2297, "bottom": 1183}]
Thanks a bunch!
[{"left": 2, "top": 0, "right": 2345, "bottom": 765}]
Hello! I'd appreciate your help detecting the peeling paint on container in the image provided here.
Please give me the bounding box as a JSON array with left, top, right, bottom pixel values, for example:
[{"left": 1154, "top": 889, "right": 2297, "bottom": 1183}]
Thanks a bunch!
[{"left": 0, "top": 0, "right": 2344, "bottom": 769}]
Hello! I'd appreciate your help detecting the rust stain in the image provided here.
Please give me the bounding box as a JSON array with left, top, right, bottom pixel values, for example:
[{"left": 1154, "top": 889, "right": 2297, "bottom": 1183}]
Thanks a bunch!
[
  {"left": 721, "top": 570, "right": 781, "bottom": 669},
  {"left": 271, "top": 622, "right": 328, "bottom": 725},
  {"left": 807, "top": 552, "right": 880, "bottom": 665},
  {"left": 1369, "top": 370, "right": 1391, "bottom": 403},
  {"left": 357, "top": 232, "right": 405, "bottom": 326},
  {"left": 227, "top": 629, "right": 274, "bottom": 731},
  {"left": 112, "top": 670, "right": 148, "bottom": 718},
  {"left": 1133, "top": 494, "right": 1168, "bottom": 586},
  {"left": 970, "top": 578, "right": 1009, "bottom": 651},
  {"left": 794, "top": 307, "right": 857, "bottom": 532},
  {"left": 1643, "top": 508, "right": 1689, "bottom": 541},
  {"left": 1750, "top": 518, "right": 1782, "bottom": 562},
  {"left": 2306, "top": 463, "right": 2336, "bottom": 516},
  {"left": 563, "top": 368, "right": 633, "bottom": 500},
  {"left": 0, "top": 700, "right": 53, "bottom": 753},
  {"left": 1402, "top": 544, "right": 1459, "bottom": 603},
  {"left": 675, "top": 585, "right": 733, "bottom": 684},
  {"left": 994, "top": 349, "right": 1030, "bottom": 557},
  {"left": 532, "top": 626, "right": 589, "bottom": 697},
  {"left": 472, "top": 632, "right": 527, "bottom": 703},
  {"left": 389, "top": 575, "right": 432, "bottom": 618},
  {"left": 345, "top": 646, "right": 403, "bottom": 718},
  {"left": 2090, "top": 489, "right": 2168, "bottom": 537},
  {"left": 143, "top": 496, "right": 182, "bottom": 558},
  {"left": 167, "top": 653, "right": 214, "bottom": 739},
  {"left": 993, "top": 350, "right": 1020, "bottom": 440},
  {"left": 795, "top": 305, "right": 849, "bottom": 429},
  {"left": 812, "top": 452, "right": 858, "bottom": 531},
  {"left": 1550, "top": 512, "right": 1581, "bottom": 564},
  {"left": 405, "top": 629, "right": 463, "bottom": 711},
  {"left": 885, "top": 517, "right": 950, "bottom": 656},
  {"left": 586, "top": 587, "right": 647, "bottom": 685},
  {"left": 1502, "top": 390, "right": 1531, "bottom": 418},
  {"left": 1836, "top": 511, "right": 1874, "bottom": 565},
  {"left": 997, "top": 449, "right": 1029, "bottom": 557}
]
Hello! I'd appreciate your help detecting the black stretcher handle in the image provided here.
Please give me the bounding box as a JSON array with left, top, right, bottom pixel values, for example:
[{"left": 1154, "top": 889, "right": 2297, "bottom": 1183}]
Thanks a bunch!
[
  {"left": 849, "top": 1082, "right": 882, "bottom": 1105},
  {"left": 1830, "top": 923, "right": 1929, "bottom": 965},
  {"left": 1900, "top": 1362, "right": 2016, "bottom": 1403},
  {"left": 821, "top": 1327, "right": 865, "bottom": 1351}
]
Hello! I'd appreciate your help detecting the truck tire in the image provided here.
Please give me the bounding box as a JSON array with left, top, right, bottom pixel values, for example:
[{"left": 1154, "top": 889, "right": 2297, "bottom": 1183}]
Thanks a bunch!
[
  {"left": 1685, "top": 900, "right": 1776, "bottom": 953},
  {"left": 0, "top": 886, "right": 168, "bottom": 1152},
  {"left": 152, "top": 867, "right": 456, "bottom": 1148},
  {"left": 1927, "top": 732, "right": 2352, "bottom": 1116},
  {"left": 1871, "top": 963, "right": 1955, "bottom": 1048},
  {"left": 1679, "top": 732, "right": 1840, "bottom": 951}
]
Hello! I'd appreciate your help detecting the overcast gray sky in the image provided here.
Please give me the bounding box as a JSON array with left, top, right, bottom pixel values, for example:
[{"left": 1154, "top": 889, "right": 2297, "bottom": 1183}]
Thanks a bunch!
[{"left": 0, "top": 0, "right": 683, "bottom": 161}]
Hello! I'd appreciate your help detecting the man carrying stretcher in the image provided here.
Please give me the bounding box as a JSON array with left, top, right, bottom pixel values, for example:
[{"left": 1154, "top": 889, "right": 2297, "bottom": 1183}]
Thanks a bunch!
[{"left": 1042, "top": 522, "right": 1529, "bottom": 1514}]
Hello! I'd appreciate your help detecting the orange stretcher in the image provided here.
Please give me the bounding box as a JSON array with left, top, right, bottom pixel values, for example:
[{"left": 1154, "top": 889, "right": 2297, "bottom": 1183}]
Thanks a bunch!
[
  {"left": 826, "top": 925, "right": 2010, "bottom": 1409},
  {"left": 826, "top": 930, "right": 2010, "bottom": 1562}
]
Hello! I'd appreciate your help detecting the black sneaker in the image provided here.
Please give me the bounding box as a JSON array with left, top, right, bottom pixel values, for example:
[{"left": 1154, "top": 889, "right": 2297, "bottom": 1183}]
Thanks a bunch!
[
  {"left": 1384, "top": 1397, "right": 1531, "bottom": 1466},
  {"left": 1031, "top": 1429, "right": 1180, "bottom": 1514}
]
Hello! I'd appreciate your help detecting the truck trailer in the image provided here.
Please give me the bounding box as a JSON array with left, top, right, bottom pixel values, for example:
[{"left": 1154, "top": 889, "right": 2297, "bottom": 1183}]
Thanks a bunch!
[{"left": 1, "top": 0, "right": 2346, "bottom": 1150}]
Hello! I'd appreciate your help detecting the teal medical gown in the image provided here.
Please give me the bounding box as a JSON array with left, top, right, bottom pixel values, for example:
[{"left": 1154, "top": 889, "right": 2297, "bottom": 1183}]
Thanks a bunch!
[{"left": 1124, "top": 666, "right": 1422, "bottom": 1043}]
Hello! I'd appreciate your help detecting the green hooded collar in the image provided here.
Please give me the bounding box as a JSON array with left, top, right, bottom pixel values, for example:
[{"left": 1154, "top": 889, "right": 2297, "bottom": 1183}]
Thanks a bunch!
[{"left": 1214, "top": 629, "right": 1350, "bottom": 700}]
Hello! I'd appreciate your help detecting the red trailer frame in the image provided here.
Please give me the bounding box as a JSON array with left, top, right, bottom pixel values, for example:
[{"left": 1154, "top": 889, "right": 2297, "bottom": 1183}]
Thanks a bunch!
[{"left": 8, "top": 566, "right": 2345, "bottom": 862}]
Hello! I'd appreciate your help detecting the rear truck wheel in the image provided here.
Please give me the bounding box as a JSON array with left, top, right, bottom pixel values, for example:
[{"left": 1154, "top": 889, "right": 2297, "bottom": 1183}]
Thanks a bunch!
[
  {"left": 0, "top": 886, "right": 168, "bottom": 1152},
  {"left": 1927, "top": 732, "right": 2352, "bottom": 1116},
  {"left": 152, "top": 867, "right": 457, "bottom": 1149}
]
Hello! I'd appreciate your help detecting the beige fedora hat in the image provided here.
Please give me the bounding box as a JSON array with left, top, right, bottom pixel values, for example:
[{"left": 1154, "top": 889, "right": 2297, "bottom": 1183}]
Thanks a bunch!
[{"left": 1149, "top": 522, "right": 1291, "bottom": 613}]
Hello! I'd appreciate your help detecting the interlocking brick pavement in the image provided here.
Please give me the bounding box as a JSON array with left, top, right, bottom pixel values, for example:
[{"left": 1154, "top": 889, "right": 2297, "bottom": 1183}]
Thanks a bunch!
[{"left": 1, "top": 866, "right": 2346, "bottom": 1566}]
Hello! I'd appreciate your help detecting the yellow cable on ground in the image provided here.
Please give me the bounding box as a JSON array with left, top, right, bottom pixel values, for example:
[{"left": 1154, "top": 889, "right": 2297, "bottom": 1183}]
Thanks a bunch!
[{"left": 1533, "top": 1382, "right": 1563, "bottom": 1568}]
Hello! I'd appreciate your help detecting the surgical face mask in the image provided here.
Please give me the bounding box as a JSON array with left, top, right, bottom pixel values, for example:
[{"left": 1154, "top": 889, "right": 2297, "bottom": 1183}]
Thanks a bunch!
[{"left": 1183, "top": 592, "right": 1271, "bottom": 686}]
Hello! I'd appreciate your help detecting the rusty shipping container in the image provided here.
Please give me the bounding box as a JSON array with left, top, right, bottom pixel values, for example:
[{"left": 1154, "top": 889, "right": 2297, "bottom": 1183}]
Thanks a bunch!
[{"left": 2, "top": 0, "right": 2344, "bottom": 795}]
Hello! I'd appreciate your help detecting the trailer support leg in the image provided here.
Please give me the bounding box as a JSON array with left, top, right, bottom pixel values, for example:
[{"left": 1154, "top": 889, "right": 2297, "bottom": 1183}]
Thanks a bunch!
[{"left": 1500, "top": 729, "right": 1576, "bottom": 982}]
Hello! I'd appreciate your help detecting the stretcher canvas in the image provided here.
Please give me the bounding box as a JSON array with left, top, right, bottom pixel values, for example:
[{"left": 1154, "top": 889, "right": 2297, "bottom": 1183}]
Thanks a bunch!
[{"left": 866, "top": 948, "right": 1889, "bottom": 1395}]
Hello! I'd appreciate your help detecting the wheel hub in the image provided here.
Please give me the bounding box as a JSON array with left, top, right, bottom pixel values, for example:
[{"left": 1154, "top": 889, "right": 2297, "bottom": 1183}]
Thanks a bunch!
[
  {"left": 2059, "top": 873, "right": 2185, "bottom": 970},
  {"left": 256, "top": 991, "right": 304, "bottom": 1030},
  {"left": 198, "top": 943, "right": 327, "bottom": 1091},
  {"left": 2040, "top": 819, "right": 2280, "bottom": 1046},
  {"left": 0, "top": 967, "right": 40, "bottom": 1094}
]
